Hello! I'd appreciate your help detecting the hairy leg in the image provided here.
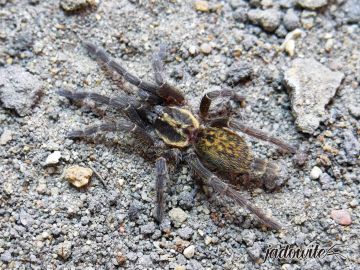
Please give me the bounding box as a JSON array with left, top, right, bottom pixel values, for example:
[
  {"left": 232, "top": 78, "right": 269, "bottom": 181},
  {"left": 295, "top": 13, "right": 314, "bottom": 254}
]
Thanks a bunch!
[
  {"left": 187, "top": 152, "right": 283, "bottom": 230},
  {"left": 66, "top": 119, "right": 154, "bottom": 146},
  {"left": 83, "top": 41, "right": 159, "bottom": 94},
  {"left": 154, "top": 157, "right": 169, "bottom": 223},
  {"left": 152, "top": 43, "right": 167, "bottom": 86},
  {"left": 230, "top": 120, "right": 297, "bottom": 154},
  {"left": 58, "top": 89, "right": 135, "bottom": 109},
  {"left": 83, "top": 41, "right": 186, "bottom": 106},
  {"left": 199, "top": 89, "right": 246, "bottom": 119},
  {"left": 58, "top": 89, "right": 148, "bottom": 128}
]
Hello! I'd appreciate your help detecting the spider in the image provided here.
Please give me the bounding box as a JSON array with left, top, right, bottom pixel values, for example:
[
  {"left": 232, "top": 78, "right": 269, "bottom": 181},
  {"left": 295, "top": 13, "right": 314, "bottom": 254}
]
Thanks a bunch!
[{"left": 57, "top": 41, "right": 297, "bottom": 230}]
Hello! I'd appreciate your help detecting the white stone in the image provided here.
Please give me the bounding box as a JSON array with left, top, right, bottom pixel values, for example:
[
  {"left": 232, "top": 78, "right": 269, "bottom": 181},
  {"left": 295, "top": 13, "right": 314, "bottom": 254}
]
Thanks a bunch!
[
  {"left": 45, "top": 151, "right": 62, "bottom": 165},
  {"left": 310, "top": 166, "right": 322, "bottom": 180},
  {"left": 169, "top": 208, "right": 188, "bottom": 227},
  {"left": 183, "top": 245, "right": 195, "bottom": 258}
]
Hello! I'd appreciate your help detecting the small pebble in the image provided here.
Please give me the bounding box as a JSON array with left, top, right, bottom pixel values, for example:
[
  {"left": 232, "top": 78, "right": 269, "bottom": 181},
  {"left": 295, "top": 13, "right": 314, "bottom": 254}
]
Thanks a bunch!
[
  {"left": 60, "top": 0, "right": 97, "bottom": 12},
  {"left": 204, "top": 236, "right": 213, "bottom": 245},
  {"left": 194, "top": 0, "right": 209, "bottom": 12},
  {"left": 169, "top": 208, "right": 188, "bottom": 227},
  {"left": 33, "top": 41, "right": 44, "bottom": 54},
  {"left": 284, "top": 39, "right": 295, "bottom": 56},
  {"left": 0, "top": 129, "right": 12, "bottom": 145},
  {"left": 281, "top": 29, "right": 304, "bottom": 56},
  {"left": 325, "top": 39, "right": 334, "bottom": 52},
  {"left": 183, "top": 245, "right": 195, "bottom": 259},
  {"left": 200, "top": 43, "right": 212, "bottom": 54},
  {"left": 174, "top": 265, "right": 186, "bottom": 270},
  {"left": 348, "top": 104, "right": 360, "bottom": 118},
  {"left": 188, "top": 45, "right": 198, "bottom": 55},
  {"left": 45, "top": 151, "right": 62, "bottom": 165},
  {"left": 63, "top": 165, "right": 93, "bottom": 188},
  {"left": 177, "top": 227, "right": 194, "bottom": 240},
  {"left": 349, "top": 199, "right": 358, "bottom": 208},
  {"left": 140, "top": 222, "right": 156, "bottom": 234},
  {"left": 331, "top": 209, "right": 351, "bottom": 226},
  {"left": 297, "top": 0, "right": 328, "bottom": 10},
  {"left": 248, "top": 8, "right": 281, "bottom": 32},
  {"left": 116, "top": 252, "right": 126, "bottom": 266},
  {"left": 0, "top": 250, "right": 12, "bottom": 262},
  {"left": 57, "top": 241, "right": 72, "bottom": 260},
  {"left": 283, "top": 9, "right": 301, "bottom": 31},
  {"left": 310, "top": 166, "right": 322, "bottom": 180}
]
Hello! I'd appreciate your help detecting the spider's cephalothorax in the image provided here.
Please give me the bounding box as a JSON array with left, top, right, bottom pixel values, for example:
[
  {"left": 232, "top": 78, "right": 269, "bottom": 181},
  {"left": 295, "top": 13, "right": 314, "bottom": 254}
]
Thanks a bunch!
[
  {"left": 153, "top": 106, "right": 199, "bottom": 147},
  {"left": 58, "top": 41, "right": 297, "bottom": 230}
]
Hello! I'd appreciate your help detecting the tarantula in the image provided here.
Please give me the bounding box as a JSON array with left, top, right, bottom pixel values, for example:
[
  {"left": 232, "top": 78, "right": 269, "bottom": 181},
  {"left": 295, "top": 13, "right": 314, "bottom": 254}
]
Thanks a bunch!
[{"left": 58, "top": 41, "right": 296, "bottom": 230}]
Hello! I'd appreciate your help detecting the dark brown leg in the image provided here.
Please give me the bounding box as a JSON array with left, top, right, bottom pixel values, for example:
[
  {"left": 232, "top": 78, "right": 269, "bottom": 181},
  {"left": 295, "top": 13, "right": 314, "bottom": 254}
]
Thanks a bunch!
[
  {"left": 58, "top": 89, "right": 135, "bottom": 109},
  {"left": 57, "top": 89, "right": 148, "bottom": 129},
  {"left": 187, "top": 152, "right": 283, "bottom": 230},
  {"left": 83, "top": 41, "right": 186, "bottom": 106},
  {"left": 83, "top": 41, "right": 159, "bottom": 94},
  {"left": 154, "top": 157, "right": 169, "bottom": 223},
  {"left": 199, "top": 89, "right": 246, "bottom": 119},
  {"left": 209, "top": 117, "right": 296, "bottom": 154},
  {"left": 229, "top": 120, "right": 297, "bottom": 154},
  {"left": 151, "top": 43, "right": 186, "bottom": 105},
  {"left": 66, "top": 119, "right": 154, "bottom": 146}
]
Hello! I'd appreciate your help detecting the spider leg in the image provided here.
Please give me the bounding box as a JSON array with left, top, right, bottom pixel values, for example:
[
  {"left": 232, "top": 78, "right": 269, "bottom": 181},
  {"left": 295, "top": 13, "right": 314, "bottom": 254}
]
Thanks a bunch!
[
  {"left": 66, "top": 119, "right": 154, "bottom": 145},
  {"left": 83, "top": 41, "right": 159, "bottom": 94},
  {"left": 154, "top": 157, "right": 169, "bottom": 223},
  {"left": 187, "top": 152, "right": 283, "bottom": 230},
  {"left": 58, "top": 89, "right": 133, "bottom": 109},
  {"left": 57, "top": 89, "right": 147, "bottom": 129},
  {"left": 230, "top": 120, "right": 297, "bottom": 154},
  {"left": 151, "top": 43, "right": 186, "bottom": 105},
  {"left": 84, "top": 41, "right": 186, "bottom": 106},
  {"left": 152, "top": 43, "right": 166, "bottom": 86},
  {"left": 199, "top": 89, "right": 246, "bottom": 119},
  {"left": 209, "top": 117, "right": 296, "bottom": 154}
]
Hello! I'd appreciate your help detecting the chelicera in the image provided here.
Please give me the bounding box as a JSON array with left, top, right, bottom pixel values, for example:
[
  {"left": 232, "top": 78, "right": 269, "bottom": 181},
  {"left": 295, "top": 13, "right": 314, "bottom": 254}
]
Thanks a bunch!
[{"left": 58, "top": 41, "right": 296, "bottom": 229}]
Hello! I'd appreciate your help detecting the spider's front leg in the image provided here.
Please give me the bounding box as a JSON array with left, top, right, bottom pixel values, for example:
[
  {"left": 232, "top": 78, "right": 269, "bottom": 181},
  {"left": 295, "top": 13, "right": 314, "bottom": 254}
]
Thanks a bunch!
[
  {"left": 65, "top": 118, "right": 154, "bottom": 146},
  {"left": 151, "top": 43, "right": 186, "bottom": 105},
  {"left": 57, "top": 89, "right": 147, "bottom": 129},
  {"left": 83, "top": 41, "right": 159, "bottom": 94},
  {"left": 199, "top": 89, "right": 246, "bottom": 119},
  {"left": 83, "top": 41, "right": 185, "bottom": 106},
  {"left": 152, "top": 43, "right": 167, "bottom": 86},
  {"left": 187, "top": 152, "right": 283, "bottom": 230}
]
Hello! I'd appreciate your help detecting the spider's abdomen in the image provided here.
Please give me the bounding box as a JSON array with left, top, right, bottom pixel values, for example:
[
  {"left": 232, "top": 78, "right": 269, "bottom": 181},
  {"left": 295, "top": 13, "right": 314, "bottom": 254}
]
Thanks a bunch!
[
  {"left": 195, "top": 127, "right": 284, "bottom": 184},
  {"left": 195, "top": 127, "right": 253, "bottom": 174}
]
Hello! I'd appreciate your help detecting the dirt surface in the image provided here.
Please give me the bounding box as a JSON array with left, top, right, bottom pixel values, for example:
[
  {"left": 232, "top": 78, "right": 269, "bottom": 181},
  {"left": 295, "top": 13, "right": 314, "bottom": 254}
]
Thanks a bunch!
[{"left": 0, "top": 0, "right": 359, "bottom": 269}]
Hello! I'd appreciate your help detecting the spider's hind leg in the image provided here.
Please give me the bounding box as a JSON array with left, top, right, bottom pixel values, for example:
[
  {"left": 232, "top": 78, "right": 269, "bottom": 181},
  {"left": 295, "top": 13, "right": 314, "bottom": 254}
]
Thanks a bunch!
[
  {"left": 209, "top": 117, "right": 297, "bottom": 154},
  {"left": 187, "top": 152, "right": 283, "bottom": 230}
]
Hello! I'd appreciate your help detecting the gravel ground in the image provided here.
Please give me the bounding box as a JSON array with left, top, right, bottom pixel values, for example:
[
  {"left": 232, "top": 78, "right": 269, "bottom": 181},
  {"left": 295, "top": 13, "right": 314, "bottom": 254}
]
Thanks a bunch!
[{"left": 0, "top": 0, "right": 359, "bottom": 269}]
